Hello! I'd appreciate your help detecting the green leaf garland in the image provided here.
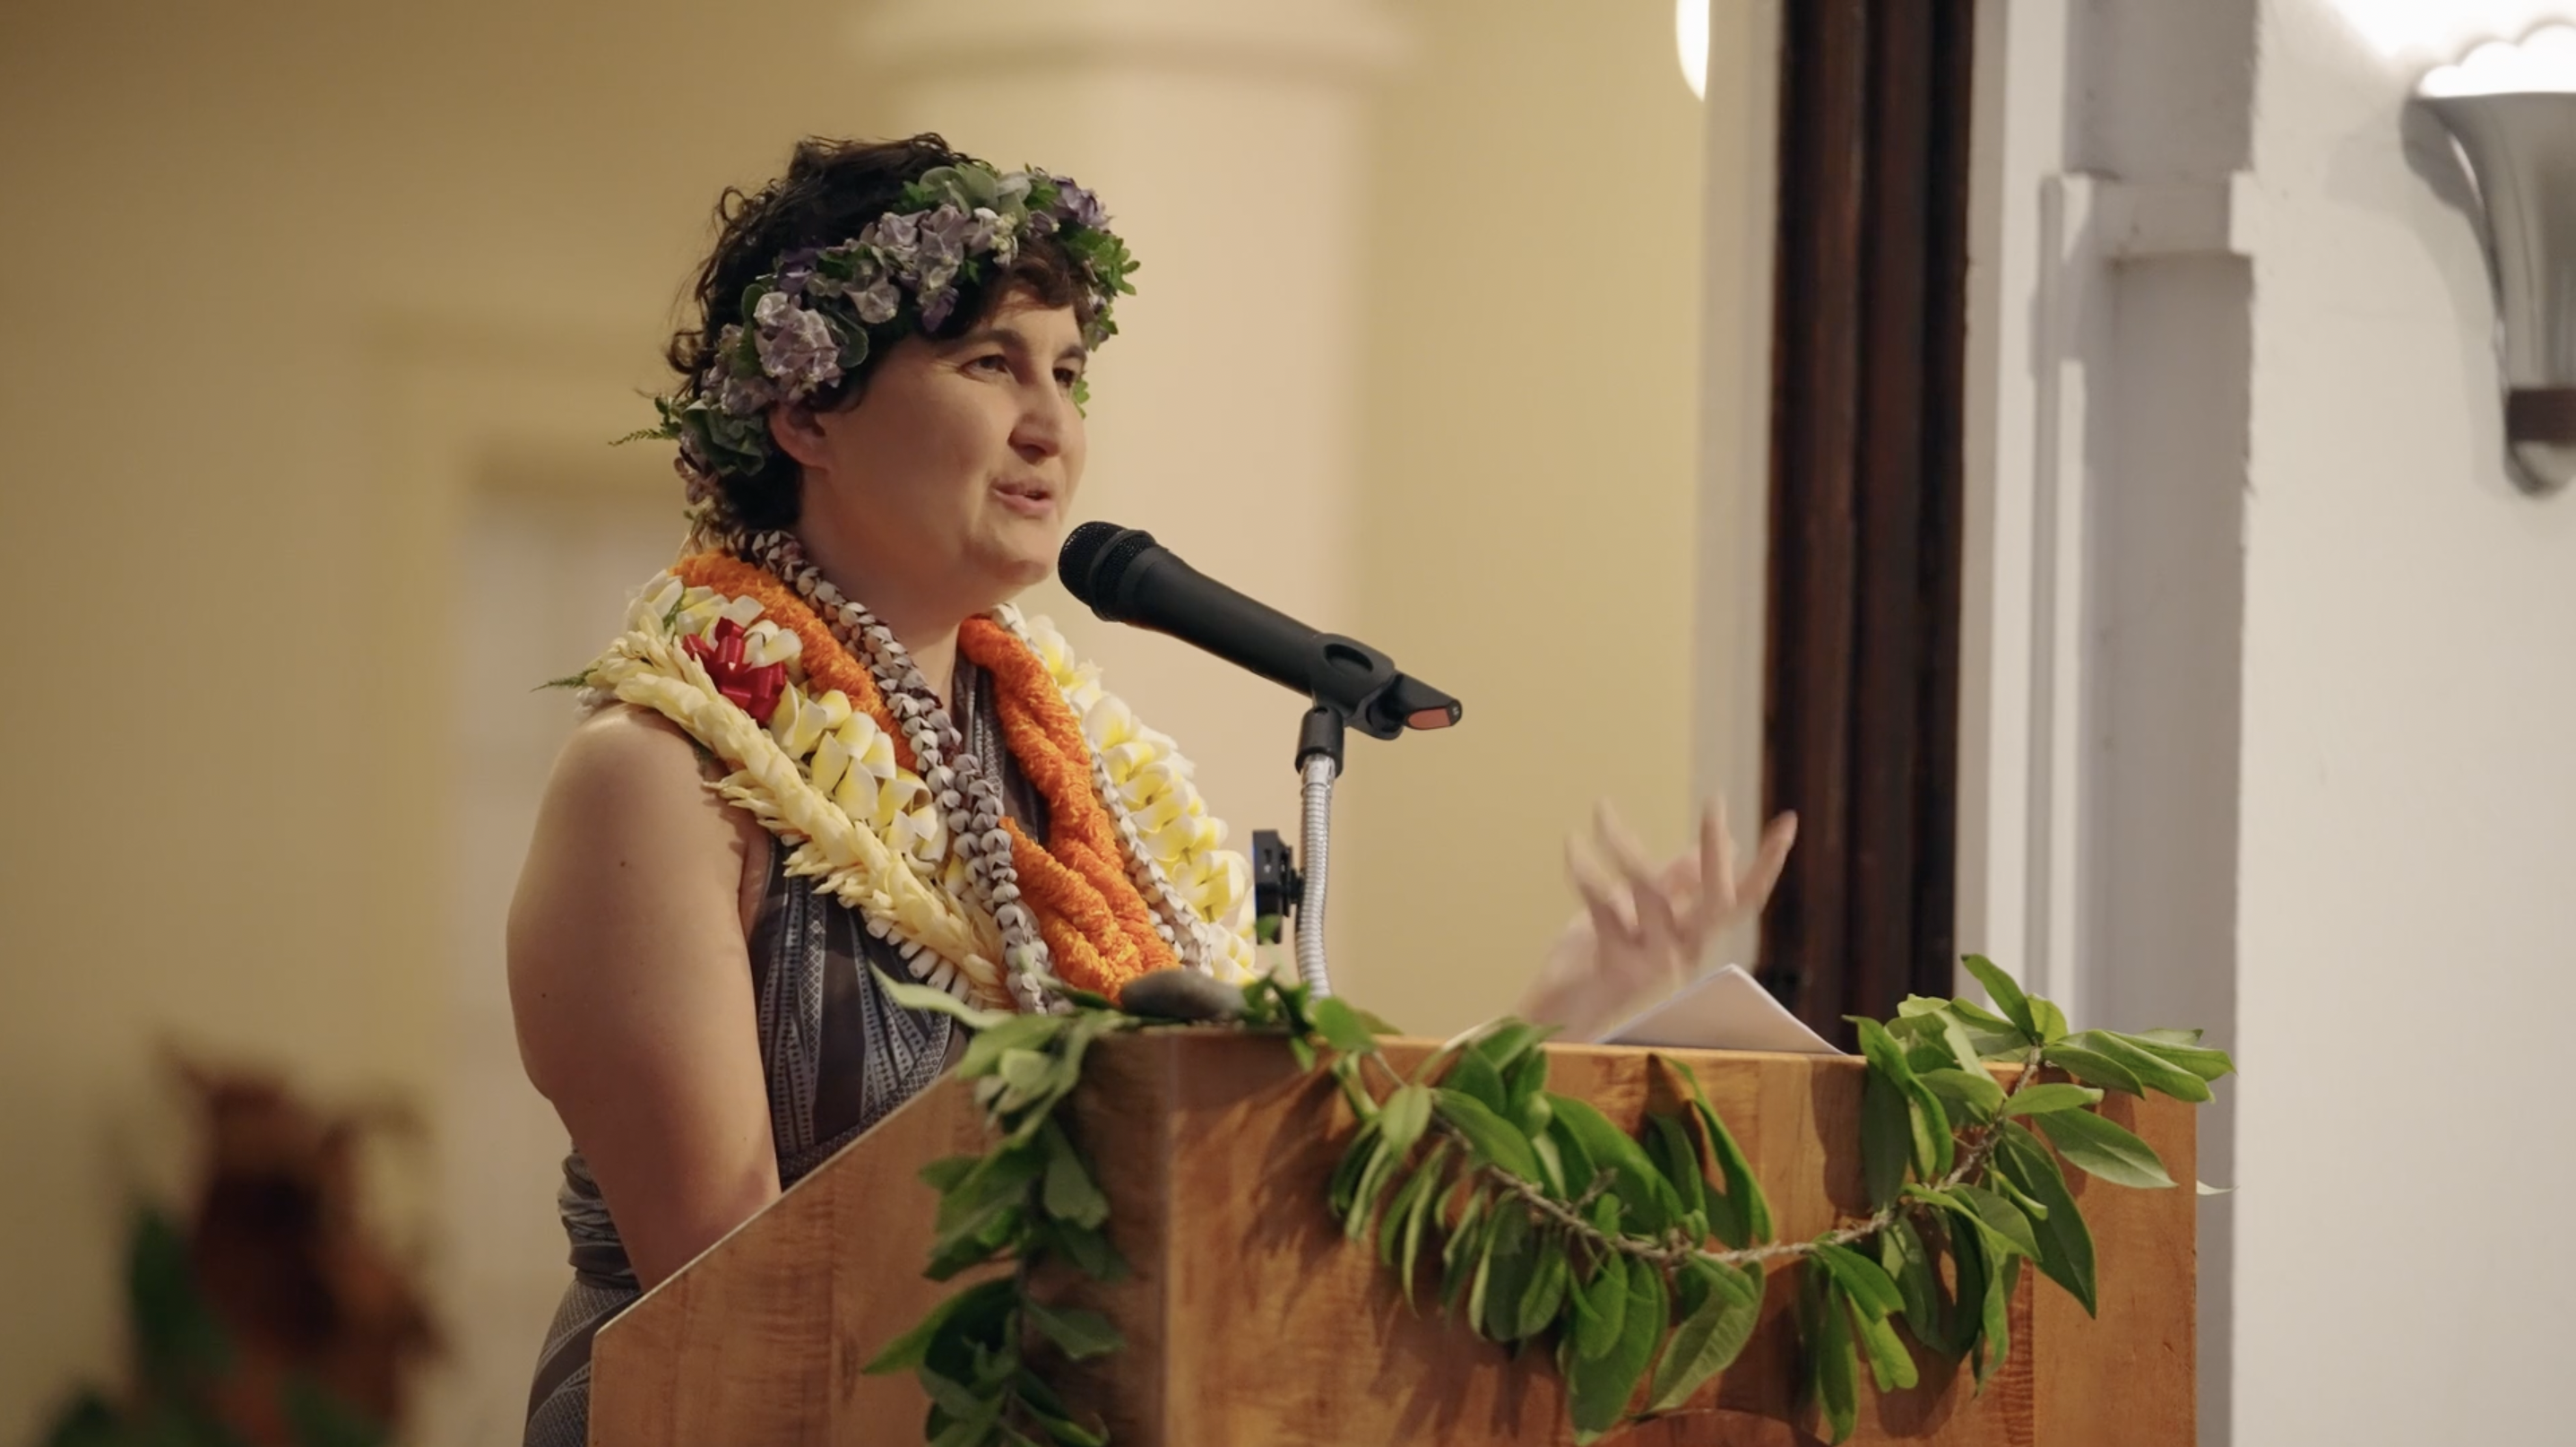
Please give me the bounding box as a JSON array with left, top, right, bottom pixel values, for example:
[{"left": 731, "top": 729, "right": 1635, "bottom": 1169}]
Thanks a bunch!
[{"left": 880, "top": 958, "right": 2229, "bottom": 1446}]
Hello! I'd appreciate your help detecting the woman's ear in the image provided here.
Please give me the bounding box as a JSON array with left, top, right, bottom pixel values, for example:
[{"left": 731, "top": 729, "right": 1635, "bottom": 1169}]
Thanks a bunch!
[{"left": 767, "top": 404, "right": 833, "bottom": 471}]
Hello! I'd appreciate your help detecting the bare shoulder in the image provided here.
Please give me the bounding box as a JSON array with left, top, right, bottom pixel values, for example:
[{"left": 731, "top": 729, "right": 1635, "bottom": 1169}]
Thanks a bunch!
[
  {"left": 545, "top": 703, "right": 726, "bottom": 820},
  {"left": 507, "top": 704, "right": 760, "bottom": 1096},
  {"left": 506, "top": 702, "right": 785, "bottom": 1282}
]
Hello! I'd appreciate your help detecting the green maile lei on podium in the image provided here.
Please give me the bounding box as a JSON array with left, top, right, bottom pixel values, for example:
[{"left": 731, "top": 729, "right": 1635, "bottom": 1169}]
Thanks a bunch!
[{"left": 869, "top": 957, "right": 2233, "bottom": 1447}]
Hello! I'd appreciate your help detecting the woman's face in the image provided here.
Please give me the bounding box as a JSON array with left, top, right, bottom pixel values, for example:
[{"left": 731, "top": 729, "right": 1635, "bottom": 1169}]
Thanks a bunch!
[{"left": 776, "top": 289, "right": 1090, "bottom": 626}]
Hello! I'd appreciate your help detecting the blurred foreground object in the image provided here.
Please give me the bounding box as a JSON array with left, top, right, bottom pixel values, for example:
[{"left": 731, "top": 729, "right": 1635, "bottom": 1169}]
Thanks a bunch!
[{"left": 35, "top": 1061, "right": 438, "bottom": 1447}]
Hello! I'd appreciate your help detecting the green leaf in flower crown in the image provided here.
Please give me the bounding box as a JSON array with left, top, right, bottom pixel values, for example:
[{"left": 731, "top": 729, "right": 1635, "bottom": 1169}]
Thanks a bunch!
[
  {"left": 2000, "top": 1082, "right": 2105, "bottom": 1118},
  {"left": 1435, "top": 1090, "right": 1543, "bottom": 1183},
  {"left": 872, "top": 967, "right": 1011, "bottom": 1032},
  {"left": 1547, "top": 1097, "right": 1677, "bottom": 1235},
  {"left": 2033, "top": 1107, "right": 2176, "bottom": 1189},
  {"left": 1646, "top": 1258, "right": 1764, "bottom": 1412},
  {"left": 1958, "top": 956, "right": 2038, "bottom": 1040},
  {"left": 2069, "top": 1031, "right": 2211, "bottom": 1103},
  {"left": 1993, "top": 1122, "right": 2096, "bottom": 1315},
  {"left": 2038, "top": 1041, "right": 2146, "bottom": 1096},
  {"left": 1038, "top": 1122, "right": 1110, "bottom": 1229},
  {"left": 1024, "top": 1300, "right": 1122, "bottom": 1362},
  {"left": 1568, "top": 1253, "right": 1667, "bottom": 1443},
  {"left": 1308, "top": 996, "right": 1379, "bottom": 1057},
  {"left": 1918, "top": 1067, "right": 2006, "bottom": 1122}
]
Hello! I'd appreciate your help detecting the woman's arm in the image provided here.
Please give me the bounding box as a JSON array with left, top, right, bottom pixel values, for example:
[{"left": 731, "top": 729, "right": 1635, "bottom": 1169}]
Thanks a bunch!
[{"left": 507, "top": 706, "right": 779, "bottom": 1288}]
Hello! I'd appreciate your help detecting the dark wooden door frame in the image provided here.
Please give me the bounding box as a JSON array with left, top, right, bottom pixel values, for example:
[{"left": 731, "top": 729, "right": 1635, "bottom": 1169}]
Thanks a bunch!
[{"left": 1759, "top": 0, "right": 1975, "bottom": 1044}]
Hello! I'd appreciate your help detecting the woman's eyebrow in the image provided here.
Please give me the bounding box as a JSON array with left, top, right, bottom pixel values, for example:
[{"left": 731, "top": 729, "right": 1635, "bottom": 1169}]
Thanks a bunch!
[{"left": 944, "top": 328, "right": 1086, "bottom": 365}]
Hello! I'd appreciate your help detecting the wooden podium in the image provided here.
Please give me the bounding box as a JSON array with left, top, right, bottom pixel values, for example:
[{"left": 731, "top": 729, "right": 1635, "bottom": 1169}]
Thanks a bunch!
[{"left": 590, "top": 1034, "right": 2193, "bottom": 1444}]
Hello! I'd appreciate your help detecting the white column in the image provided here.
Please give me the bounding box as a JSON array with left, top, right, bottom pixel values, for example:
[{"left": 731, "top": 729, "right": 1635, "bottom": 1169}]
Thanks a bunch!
[{"left": 850, "top": 0, "right": 1408, "bottom": 893}]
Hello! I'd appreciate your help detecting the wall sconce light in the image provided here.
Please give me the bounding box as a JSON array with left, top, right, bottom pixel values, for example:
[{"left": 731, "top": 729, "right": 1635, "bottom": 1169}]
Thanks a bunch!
[{"left": 2422, "top": 26, "right": 2576, "bottom": 495}]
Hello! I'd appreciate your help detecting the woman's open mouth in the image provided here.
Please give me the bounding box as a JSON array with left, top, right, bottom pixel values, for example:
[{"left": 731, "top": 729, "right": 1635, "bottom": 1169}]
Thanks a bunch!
[{"left": 992, "top": 478, "right": 1058, "bottom": 518}]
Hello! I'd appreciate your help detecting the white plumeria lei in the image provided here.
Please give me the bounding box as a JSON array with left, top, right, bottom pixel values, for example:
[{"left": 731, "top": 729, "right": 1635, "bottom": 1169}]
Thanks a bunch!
[{"left": 580, "top": 575, "right": 1258, "bottom": 1009}]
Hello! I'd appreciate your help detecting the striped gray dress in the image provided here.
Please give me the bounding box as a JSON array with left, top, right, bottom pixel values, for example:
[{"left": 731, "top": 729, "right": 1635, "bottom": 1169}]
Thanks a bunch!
[{"left": 522, "top": 659, "right": 1045, "bottom": 1447}]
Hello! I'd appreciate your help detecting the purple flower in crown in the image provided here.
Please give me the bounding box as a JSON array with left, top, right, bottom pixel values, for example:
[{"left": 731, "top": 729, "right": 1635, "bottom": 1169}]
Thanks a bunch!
[
  {"left": 854, "top": 278, "right": 902, "bottom": 325},
  {"left": 1054, "top": 179, "right": 1107, "bottom": 230},
  {"left": 716, "top": 371, "right": 776, "bottom": 417},
  {"left": 751, "top": 290, "right": 843, "bottom": 398},
  {"left": 1024, "top": 208, "right": 1059, "bottom": 238},
  {"left": 773, "top": 245, "right": 823, "bottom": 296},
  {"left": 918, "top": 204, "right": 972, "bottom": 265},
  {"left": 864, "top": 211, "right": 920, "bottom": 254},
  {"left": 919, "top": 285, "right": 960, "bottom": 332}
]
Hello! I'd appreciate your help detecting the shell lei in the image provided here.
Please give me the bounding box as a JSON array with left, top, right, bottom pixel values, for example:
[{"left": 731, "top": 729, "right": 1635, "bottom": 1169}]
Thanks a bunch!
[{"left": 579, "top": 566, "right": 1258, "bottom": 1012}]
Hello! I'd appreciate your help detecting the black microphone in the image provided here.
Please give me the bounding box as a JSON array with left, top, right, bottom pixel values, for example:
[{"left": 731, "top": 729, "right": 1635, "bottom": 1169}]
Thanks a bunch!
[{"left": 1057, "top": 522, "right": 1461, "bottom": 742}]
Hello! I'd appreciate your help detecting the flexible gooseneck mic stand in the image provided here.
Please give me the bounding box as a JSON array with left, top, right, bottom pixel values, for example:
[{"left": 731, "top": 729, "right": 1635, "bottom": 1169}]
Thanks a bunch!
[{"left": 1292, "top": 707, "right": 1346, "bottom": 998}]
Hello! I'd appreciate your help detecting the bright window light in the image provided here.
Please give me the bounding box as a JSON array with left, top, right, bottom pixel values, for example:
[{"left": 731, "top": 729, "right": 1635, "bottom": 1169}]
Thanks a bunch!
[
  {"left": 1676, "top": 0, "right": 1708, "bottom": 100},
  {"left": 2421, "top": 23, "right": 2576, "bottom": 94}
]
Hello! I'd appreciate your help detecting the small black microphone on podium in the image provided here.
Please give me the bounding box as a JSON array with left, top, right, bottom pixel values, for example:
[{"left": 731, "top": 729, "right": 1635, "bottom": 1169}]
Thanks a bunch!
[{"left": 1056, "top": 521, "right": 1461, "bottom": 741}]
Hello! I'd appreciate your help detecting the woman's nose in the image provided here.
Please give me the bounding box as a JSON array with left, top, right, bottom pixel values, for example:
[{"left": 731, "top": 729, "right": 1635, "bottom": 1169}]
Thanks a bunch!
[{"left": 1012, "top": 384, "right": 1071, "bottom": 462}]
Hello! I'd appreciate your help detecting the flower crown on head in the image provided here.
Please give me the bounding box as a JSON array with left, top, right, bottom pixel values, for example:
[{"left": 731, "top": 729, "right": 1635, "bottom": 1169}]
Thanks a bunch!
[{"left": 638, "top": 160, "right": 1138, "bottom": 513}]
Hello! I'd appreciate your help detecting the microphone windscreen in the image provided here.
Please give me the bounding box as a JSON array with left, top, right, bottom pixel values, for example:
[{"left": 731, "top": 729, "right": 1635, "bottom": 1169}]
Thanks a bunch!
[{"left": 1058, "top": 522, "right": 1157, "bottom": 611}]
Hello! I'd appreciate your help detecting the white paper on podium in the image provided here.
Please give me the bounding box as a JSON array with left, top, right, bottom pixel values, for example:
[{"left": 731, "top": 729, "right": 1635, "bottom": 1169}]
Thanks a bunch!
[{"left": 1594, "top": 964, "right": 1844, "bottom": 1055}]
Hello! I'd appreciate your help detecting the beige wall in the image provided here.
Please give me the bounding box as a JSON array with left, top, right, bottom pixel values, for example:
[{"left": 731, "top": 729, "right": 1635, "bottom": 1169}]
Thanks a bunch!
[
  {"left": 1336, "top": 0, "right": 1715, "bottom": 1033},
  {"left": 0, "top": 0, "right": 1725, "bottom": 1437}
]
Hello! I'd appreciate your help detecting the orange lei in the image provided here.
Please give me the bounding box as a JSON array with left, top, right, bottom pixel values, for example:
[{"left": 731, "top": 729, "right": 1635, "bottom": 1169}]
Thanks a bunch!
[{"left": 670, "top": 552, "right": 1180, "bottom": 1000}]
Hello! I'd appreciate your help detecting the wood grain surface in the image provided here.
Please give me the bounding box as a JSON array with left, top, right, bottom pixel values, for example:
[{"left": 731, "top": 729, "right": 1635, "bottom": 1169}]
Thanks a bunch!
[{"left": 591, "top": 1034, "right": 2193, "bottom": 1445}]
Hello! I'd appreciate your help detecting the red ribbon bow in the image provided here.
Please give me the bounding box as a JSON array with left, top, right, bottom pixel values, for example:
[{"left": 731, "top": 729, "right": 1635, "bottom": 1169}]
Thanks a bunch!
[{"left": 681, "top": 616, "right": 789, "bottom": 723}]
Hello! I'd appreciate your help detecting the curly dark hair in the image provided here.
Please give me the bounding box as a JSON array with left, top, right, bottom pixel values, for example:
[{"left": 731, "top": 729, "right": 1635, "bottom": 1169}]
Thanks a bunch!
[{"left": 667, "top": 134, "right": 1100, "bottom": 533}]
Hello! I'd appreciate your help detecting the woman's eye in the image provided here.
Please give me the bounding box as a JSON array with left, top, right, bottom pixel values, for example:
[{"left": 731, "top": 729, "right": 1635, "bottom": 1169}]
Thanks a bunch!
[
  {"left": 1055, "top": 368, "right": 1083, "bottom": 390},
  {"left": 971, "top": 353, "right": 1010, "bottom": 373}
]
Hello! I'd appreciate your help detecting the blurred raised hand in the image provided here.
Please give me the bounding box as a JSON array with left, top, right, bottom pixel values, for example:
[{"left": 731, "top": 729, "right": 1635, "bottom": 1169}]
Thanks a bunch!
[{"left": 1516, "top": 798, "right": 1797, "bottom": 1039}]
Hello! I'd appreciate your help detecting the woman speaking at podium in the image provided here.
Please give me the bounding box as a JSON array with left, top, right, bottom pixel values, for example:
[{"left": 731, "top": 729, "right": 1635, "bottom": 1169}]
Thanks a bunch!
[{"left": 504, "top": 134, "right": 1794, "bottom": 1447}]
